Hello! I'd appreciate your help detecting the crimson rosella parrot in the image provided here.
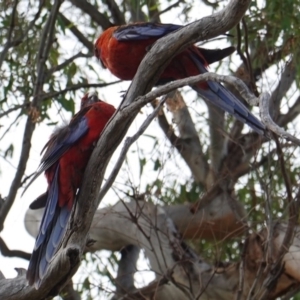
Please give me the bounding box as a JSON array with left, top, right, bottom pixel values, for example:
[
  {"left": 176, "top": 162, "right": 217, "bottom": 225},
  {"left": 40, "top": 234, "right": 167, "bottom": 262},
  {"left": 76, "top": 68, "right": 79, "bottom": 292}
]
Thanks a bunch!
[
  {"left": 94, "top": 22, "right": 265, "bottom": 135},
  {"left": 25, "top": 93, "right": 116, "bottom": 288}
]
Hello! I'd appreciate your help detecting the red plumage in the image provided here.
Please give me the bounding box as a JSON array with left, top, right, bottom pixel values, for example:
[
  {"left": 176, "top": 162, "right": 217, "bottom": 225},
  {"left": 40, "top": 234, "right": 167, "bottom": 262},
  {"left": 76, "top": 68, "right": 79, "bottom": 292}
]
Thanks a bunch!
[
  {"left": 95, "top": 23, "right": 266, "bottom": 135},
  {"left": 26, "top": 93, "right": 115, "bottom": 288},
  {"left": 95, "top": 25, "right": 209, "bottom": 86}
]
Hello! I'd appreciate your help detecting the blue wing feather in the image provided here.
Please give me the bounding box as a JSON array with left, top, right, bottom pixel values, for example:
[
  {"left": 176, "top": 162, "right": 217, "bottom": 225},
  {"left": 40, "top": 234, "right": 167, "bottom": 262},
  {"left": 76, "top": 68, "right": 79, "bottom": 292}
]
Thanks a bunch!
[
  {"left": 113, "top": 23, "right": 182, "bottom": 41},
  {"left": 22, "top": 115, "right": 89, "bottom": 197},
  {"left": 39, "top": 117, "right": 89, "bottom": 173}
]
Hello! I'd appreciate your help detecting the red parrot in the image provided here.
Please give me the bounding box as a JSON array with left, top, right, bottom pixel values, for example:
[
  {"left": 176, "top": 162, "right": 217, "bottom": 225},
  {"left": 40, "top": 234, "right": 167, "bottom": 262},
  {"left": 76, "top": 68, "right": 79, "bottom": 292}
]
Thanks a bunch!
[
  {"left": 94, "top": 23, "right": 265, "bottom": 135},
  {"left": 25, "top": 93, "right": 116, "bottom": 288}
]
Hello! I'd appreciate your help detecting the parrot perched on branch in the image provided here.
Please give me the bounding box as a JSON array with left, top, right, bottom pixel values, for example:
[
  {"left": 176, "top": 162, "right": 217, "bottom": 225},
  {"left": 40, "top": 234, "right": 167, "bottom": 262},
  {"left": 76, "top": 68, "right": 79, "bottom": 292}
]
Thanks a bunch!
[
  {"left": 25, "top": 93, "right": 116, "bottom": 288},
  {"left": 94, "top": 22, "right": 265, "bottom": 135}
]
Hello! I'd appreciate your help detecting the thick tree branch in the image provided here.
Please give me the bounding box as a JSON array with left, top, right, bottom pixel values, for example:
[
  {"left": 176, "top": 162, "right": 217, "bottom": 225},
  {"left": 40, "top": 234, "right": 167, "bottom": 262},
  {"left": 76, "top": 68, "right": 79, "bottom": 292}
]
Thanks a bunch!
[
  {"left": 25, "top": 193, "right": 246, "bottom": 250},
  {"left": 23, "top": 201, "right": 300, "bottom": 299}
]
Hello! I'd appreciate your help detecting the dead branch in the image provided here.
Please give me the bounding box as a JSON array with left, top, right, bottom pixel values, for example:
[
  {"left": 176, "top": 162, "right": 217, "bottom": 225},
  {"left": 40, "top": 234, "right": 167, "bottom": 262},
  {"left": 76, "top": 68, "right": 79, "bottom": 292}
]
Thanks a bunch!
[{"left": 23, "top": 201, "right": 300, "bottom": 299}]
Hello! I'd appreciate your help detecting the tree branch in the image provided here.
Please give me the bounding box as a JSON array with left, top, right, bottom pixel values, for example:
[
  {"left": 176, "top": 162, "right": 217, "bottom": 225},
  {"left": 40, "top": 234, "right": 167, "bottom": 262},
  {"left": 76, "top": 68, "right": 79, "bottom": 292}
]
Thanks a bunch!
[
  {"left": 259, "top": 93, "right": 300, "bottom": 145},
  {"left": 46, "top": 52, "right": 92, "bottom": 78},
  {"left": 0, "top": 237, "right": 31, "bottom": 260},
  {"left": 58, "top": 13, "right": 94, "bottom": 52},
  {"left": 269, "top": 59, "right": 296, "bottom": 121},
  {"left": 104, "top": 0, "right": 126, "bottom": 25},
  {"left": 40, "top": 81, "right": 121, "bottom": 101},
  {"left": 113, "top": 245, "right": 140, "bottom": 298},
  {"left": 23, "top": 201, "right": 300, "bottom": 299},
  {"left": 69, "top": 0, "right": 112, "bottom": 29},
  {"left": 278, "top": 95, "right": 300, "bottom": 126},
  {"left": 207, "top": 103, "right": 226, "bottom": 184},
  {"left": 0, "top": 104, "right": 28, "bottom": 119}
]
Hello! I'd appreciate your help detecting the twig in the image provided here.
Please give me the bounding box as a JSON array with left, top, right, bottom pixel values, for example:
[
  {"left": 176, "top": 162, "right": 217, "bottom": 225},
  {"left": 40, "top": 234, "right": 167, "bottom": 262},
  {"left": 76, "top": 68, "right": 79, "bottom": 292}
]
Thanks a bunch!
[
  {"left": 236, "top": 235, "right": 250, "bottom": 300},
  {"left": 0, "top": 237, "right": 31, "bottom": 260},
  {"left": 278, "top": 95, "right": 300, "bottom": 127},
  {"left": 69, "top": 0, "right": 112, "bottom": 29},
  {"left": 236, "top": 22, "right": 248, "bottom": 72},
  {"left": 151, "top": 0, "right": 183, "bottom": 21},
  {"left": 0, "top": 104, "right": 28, "bottom": 119},
  {"left": 40, "top": 81, "right": 121, "bottom": 100},
  {"left": 261, "top": 195, "right": 300, "bottom": 299},
  {"left": 274, "top": 135, "right": 293, "bottom": 202},
  {"left": 58, "top": 13, "right": 94, "bottom": 52},
  {"left": 242, "top": 19, "right": 258, "bottom": 96},
  {"left": 104, "top": 0, "right": 126, "bottom": 25},
  {"left": 97, "top": 95, "right": 168, "bottom": 204},
  {"left": 130, "top": 73, "right": 259, "bottom": 107},
  {"left": 0, "top": 111, "right": 22, "bottom": 141},
  {"left": 259, "top": 92, "right": 300, "bottom": 145},
  {"left": 47, "top": 52, "right": 92, "bottom": 77},
  {"left": 0, "top": 0, "right": 19, "bottom": 69}
]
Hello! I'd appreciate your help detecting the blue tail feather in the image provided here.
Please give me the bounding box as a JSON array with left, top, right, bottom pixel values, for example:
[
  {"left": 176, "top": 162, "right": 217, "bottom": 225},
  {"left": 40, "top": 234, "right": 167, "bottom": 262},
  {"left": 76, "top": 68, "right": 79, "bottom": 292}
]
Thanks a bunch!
[
  {"left": 35, "top": 167, "right": 60, "bottom": 249},
  {"left": 26, "top": 165, "right": 72, "bottom": 288},
  {"left": 189, "top": 52, "right": 266, "bottom": 135},
  {"left": 46, "top": 206, "right": 70, "bottom": 261}
]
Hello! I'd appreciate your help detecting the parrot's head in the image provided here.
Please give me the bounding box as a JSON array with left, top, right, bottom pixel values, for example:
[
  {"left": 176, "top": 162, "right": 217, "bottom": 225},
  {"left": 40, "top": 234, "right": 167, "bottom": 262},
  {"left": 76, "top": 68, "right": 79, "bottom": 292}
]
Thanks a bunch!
[{"left": 81, "top": 92, "right": 101, "bottom": 109}]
